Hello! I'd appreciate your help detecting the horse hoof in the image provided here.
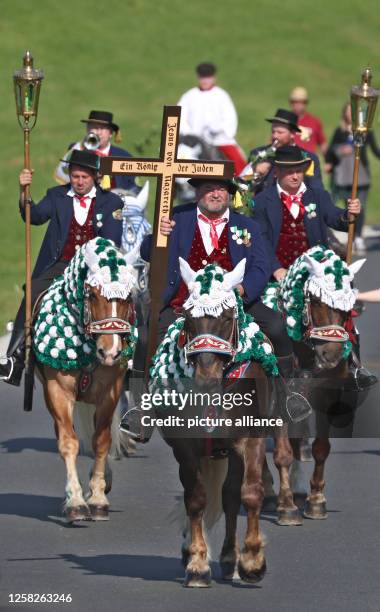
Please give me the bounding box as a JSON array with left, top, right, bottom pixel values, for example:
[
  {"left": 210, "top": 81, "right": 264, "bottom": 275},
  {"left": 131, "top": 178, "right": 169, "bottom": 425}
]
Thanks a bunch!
[
  {"left": 303, "top": 500, "right": 327, "bottom": 520},
  {"left": 277, "top": 508, "right": 303, "bottom": 526},
  {"left": 89, "top": 504, "right": 109, "bottom": 521},
  {"left": 261, "top": 495, "right": 277, "bottom": 513},
  {"left": 237, "top": 559, "right": 266, "bottom": 584},
  {"left": 64, "top": 505, "right": 91, "bottom": 523},
  {"left": 220, "top": 561, "right": 236, "bottom": 581},
  {"left": 183, "top": 569, "right": 212, "bottom": 588}
]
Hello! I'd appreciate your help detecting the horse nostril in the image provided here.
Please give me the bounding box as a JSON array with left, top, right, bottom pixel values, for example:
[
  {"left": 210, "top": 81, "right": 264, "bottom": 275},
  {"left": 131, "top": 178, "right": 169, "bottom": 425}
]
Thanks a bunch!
[
  {"left": 114, "top": 350, "right": 122, "bottom": 360},
  {"left": 98, "top": 348, "right": 105, "bottom": 358}
]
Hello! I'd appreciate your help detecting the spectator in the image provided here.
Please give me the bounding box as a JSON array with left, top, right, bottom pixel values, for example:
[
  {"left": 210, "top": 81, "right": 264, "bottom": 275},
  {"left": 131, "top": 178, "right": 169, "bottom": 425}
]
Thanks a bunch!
[{"left": 289, "top": 87, "right": 327, "bottom": 156}]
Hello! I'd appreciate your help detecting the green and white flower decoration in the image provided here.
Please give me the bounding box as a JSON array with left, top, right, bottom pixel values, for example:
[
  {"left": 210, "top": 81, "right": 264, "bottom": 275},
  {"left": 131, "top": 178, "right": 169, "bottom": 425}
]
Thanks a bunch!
[
  {"left": 304, "top": 203, "right": 317, "bottom": 219},
  {"left": 262, "top": 245, "right": 366, "bottom": 359},
  {"left": 150, "top": 259, "right": 279, "bottom": 380},
  {"left": 33, "top": 237, "right": 138, "bottom": 370}
]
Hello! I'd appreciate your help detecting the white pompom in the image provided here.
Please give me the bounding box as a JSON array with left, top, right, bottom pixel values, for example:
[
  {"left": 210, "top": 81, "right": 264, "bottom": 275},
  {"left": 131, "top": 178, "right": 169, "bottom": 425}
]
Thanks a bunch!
[
  {"left": 56, "top": 338, "right": 65, "bottom": 350},
  {"left": 67, "top": 349, "right": 77, "bottom": 359},
  {"left": 50, "top": 348, "right": 59, "bottom": 358}
]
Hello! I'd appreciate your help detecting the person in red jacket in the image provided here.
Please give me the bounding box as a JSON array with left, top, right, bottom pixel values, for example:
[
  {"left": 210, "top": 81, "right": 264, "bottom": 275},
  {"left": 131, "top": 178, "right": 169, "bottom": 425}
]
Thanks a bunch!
[{"left": 289, "top": 87, "right": 327, "bottom": 156}]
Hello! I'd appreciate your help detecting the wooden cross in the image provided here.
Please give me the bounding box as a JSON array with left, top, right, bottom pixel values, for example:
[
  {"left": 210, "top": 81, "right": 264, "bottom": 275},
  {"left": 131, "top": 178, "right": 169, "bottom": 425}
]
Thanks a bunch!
[{"left": 100, "top": 105, "right": 234, "bottom": 375}]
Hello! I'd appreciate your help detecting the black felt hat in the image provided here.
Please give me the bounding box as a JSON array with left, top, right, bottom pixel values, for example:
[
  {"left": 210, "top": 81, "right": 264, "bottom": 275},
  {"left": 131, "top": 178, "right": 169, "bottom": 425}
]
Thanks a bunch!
[
  {"left": 81, "top": 110, "right": 119, "bottom": 133},
  {"left": 265, "top": 108, "right": 301, "bottom": 133},
  {"left": 61, "top": 149, "right": 100, "bottom": 171},
  {"left": 274, "top": 145, "right": 312, "bottom": 167},
  {"left": 187, "top": 177, "right": 237, "bottom": 194}
]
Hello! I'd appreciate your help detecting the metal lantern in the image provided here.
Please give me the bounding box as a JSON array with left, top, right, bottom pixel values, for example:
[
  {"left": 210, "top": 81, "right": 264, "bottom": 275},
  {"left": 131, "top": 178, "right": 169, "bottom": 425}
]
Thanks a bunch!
[
  {"left": 350, "top": 68, "right": 380, "bottom": 143},
  {"left": 13, "top": 50, "right": 44, "bottom": 129},
  {"left": 346, "top": 68, "right": 380, "bottom": 264}
]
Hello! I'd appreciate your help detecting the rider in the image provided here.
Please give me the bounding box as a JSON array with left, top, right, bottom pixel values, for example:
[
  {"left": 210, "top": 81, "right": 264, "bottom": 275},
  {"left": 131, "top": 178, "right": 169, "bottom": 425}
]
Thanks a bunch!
[
  {"left": 137, "top": 177, "right": 312, "bottom": 419},
  {"left": 243, "top": 109, "right": 324, "bottom": 195},
  {"left": 252, "top": 144, "right": 377, "bottom": 390},
  {"left": 54, "top": 110, "right": 139, "bottom": 193},
  {"left": 177, "top": 63, "right": 247, "bottom": 175},
  {"left": 0, "top": 150, "right": 124, "bottom": 387}
]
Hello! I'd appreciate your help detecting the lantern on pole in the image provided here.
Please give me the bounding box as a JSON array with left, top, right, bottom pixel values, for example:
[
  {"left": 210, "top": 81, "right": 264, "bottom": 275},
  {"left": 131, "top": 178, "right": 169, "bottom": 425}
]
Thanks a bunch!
[
  {"left": 13, "top": 51, "right": 44, "bottom": 411},
  {"left": 346, "top": 68, "right": 380, "bottom": 264}
]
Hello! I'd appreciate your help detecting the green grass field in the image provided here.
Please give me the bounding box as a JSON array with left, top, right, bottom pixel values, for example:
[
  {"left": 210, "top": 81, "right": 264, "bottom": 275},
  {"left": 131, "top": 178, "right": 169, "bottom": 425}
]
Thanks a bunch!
[{"left": 1, "top": 0, "right": 380, "bottom": 329}]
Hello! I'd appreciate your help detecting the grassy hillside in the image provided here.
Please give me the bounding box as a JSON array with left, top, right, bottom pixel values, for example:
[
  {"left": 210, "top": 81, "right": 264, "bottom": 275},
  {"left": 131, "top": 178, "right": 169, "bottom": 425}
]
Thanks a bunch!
[{"left": 1, "top": 0, "right": 380, "bottom": 329}]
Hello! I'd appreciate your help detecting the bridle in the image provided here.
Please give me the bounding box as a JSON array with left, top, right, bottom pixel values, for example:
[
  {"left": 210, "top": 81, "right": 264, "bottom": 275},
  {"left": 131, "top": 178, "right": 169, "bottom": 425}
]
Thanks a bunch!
[
  {"left": 301, "top": 292, "right": 349, "bottom": 346},
  {"left": 180, "top": 311, "right": 239, "bottom": 370},
  {"left": 83, "top": 285, "right": 136, "bottom": 338}
]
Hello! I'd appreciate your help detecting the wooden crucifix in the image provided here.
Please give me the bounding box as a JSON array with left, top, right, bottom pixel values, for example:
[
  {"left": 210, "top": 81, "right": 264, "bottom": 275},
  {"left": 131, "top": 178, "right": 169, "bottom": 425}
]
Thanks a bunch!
[{"left": 100, "top": 105, "right": 234, "bottom": 375}]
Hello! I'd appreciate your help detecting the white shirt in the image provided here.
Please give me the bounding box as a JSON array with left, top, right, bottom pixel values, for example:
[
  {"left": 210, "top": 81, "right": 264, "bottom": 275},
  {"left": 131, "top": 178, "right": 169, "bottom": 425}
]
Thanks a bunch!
[
  {"left": 276, "top": 182, "right": 307, "bottom": 219},
  {"left": 177, "top": 86, "right": 238, "bottom": 146},
  {"left": 197, "top": 206, "right": 230, "bottom": 255},
  {"left": 67, "top": 185, "right": 97, "bottom": 225}
]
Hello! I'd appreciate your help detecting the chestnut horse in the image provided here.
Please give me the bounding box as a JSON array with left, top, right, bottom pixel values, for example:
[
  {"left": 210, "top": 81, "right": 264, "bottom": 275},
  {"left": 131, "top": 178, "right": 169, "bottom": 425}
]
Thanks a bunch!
[
  {"left": 34, "top": 238, "right": 137, "bottom": 522},
  {"left": 263, "top": 248, "right": 366, "bottom": 521},
  {"left": 152, "top": 258, "right": 291, "bottom": 587}
]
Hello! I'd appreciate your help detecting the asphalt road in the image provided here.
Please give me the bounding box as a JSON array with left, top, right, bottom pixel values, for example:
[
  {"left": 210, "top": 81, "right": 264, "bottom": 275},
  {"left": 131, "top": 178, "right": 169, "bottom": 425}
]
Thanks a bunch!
[{"left": 1, "top": 235, "right": 380, "bottom": 612}]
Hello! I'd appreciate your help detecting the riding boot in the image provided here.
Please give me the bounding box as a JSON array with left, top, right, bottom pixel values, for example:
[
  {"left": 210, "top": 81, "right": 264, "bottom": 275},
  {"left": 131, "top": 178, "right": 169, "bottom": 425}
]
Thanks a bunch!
[
  {"left": 345, "top": 329, "right": 378, "bottom": 392},
  {"left": 0, "top": 324, "right": 25, "bottom": 387},
  {"left": 276, "top": 355, "right": 312, "bottom": 424}
]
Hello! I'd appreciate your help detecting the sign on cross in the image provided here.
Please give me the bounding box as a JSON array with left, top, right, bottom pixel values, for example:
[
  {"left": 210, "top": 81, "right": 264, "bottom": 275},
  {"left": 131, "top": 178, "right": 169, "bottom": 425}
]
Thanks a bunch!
[{"left": 100, "top": 105, "right": 234, "bottom": 375}]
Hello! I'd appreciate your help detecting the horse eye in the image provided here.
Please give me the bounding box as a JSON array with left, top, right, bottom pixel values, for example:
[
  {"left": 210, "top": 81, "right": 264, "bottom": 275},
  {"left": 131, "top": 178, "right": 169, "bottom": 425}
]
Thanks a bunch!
[{"left": 89, "top": 292, "right": 96, "bottom": 300}]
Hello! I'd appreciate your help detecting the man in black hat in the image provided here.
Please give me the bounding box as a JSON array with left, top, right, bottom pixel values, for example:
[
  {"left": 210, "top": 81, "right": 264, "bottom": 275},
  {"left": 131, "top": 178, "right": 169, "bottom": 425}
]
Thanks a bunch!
[
  {"left": 252, "top": 145, "right": 376, "bottom": 390},
  {"left": 55, "top": 110, "right": 138, "bottom": 192},
  {"left": 242, "top": 109, "right": 324, "bottom": 195},
  {"left": 0, "top": 150, "right": 124, "bottom": 386}
]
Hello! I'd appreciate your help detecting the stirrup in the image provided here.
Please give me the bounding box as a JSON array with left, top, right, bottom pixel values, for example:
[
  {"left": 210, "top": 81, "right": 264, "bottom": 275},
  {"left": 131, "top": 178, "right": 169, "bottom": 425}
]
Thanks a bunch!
[
  {"left": 286, "top": 392, "right": 312, "bottom": 423},
  {"left": 0, "top": 356, "right": 14, "bottom": 381}
]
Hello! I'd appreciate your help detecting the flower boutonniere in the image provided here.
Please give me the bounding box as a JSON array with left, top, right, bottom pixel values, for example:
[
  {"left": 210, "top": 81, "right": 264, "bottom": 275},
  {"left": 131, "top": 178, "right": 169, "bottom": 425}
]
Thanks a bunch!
[
  {"left": 305, "top": 203, "right": 317, "bottom": 219},
  {"left": 230, "top": 226, "right": 251, "bottom": 247}
]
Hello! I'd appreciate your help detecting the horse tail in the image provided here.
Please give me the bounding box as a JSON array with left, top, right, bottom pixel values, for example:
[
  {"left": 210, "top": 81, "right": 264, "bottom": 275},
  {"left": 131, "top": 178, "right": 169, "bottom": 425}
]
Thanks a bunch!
[
  {"left": 169, "top": 457, "right": 228, "bottom": 535},
  {"left": 73, "top": 402, "right": 124, "bottom": 459},
  {"left": 201, "top": 457, "right": 228, "bottom": 530}
]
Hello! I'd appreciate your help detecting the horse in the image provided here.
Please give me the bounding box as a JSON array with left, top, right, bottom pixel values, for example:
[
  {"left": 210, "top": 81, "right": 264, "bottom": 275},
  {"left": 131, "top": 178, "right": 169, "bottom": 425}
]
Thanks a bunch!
[
  {"left": 262, "top": 245, "right": 365, "bottom": 520},
  {"left": 33, "top": 237, "right": 138, "bottom": 522},
  {"left": 112, "top": 181, "right": 151, "bottom": 295},
  {"left": 150, "top": 258, "right": 290, "bottom": 587}
]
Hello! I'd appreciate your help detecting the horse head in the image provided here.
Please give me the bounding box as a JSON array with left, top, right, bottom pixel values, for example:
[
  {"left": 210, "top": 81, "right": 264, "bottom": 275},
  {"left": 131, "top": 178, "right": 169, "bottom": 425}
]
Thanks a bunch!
[
  {"left": 301, "top": 252, "right": 365, "bottom": 370},
  {"left": 84, "top": 240, "right": 137, "bottom": 366},
  {"left": 179, "top": 257, "right": 246, "bottom": 384}
]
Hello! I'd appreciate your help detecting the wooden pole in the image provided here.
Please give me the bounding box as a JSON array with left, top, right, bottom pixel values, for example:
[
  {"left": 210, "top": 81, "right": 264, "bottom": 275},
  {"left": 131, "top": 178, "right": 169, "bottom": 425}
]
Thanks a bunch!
[
  {"left": 23, "top": 125, "right": 34, "bottom": 411},
  {"left": 346, "top": 144, "right": 361, "bottom": 265}
]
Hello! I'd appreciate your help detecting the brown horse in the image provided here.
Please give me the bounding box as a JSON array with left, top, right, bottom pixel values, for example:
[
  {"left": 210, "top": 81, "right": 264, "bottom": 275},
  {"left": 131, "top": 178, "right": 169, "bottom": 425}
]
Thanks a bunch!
[
  {"left": 263, "top": 251, "right": 366, "bottom": 521},
  {"left": 34, "top": 238, "right": 137, "bottom": 522},
  {"left": 154, "top": 259, "right": 293, "bottom": 587}
]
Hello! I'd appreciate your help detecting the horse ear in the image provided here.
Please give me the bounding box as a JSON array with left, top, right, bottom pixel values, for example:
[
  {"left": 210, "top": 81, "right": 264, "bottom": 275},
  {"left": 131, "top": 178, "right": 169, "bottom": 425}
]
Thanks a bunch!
[
  {"left": 179, "top": 257, "right": 196, "bottom": 287},
  {"left": 223, "top": 258, "right": 246, "bottom": 291},
  {"left": 303, "top": 253, "right": 324, "bottom": 277},
  {"left": 348, "top": 258, "right": 366, "bottom": 277},
  {"left": 123, "top": 243, "right": 140, "bottom": 265},
  {"left": 135, "top": 182, "right": 149, "bottom": 212}
]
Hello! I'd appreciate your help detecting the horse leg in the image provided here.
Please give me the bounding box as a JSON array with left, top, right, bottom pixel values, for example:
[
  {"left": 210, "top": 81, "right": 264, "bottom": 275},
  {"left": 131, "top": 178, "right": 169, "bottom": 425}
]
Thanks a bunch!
[
  {"left": 86, "top": 395, "right": 118, "bottom": 521},
  {"left": 289, "top": 438, "right": 309, "bottom": 509},
  {"left": 236, "top": 438, "right": 267, "bottom": 583},
  {"left": 219, "top": 448, "right": 243, "bottom": 580},
  {"left": 173, "top": 444, "right": 211, "bottom": 588},
  {"left": 273, "top": 432, "right": 303, "bottom": 525},
  {"left": 304, "top": 437, "right": 331, "bottom": 519},
  {"left": 43, "top": 380, "right": 90, "bottom": 522},
  {"left": 261, "top": 455, "right": 277, "bottom": 512}
]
